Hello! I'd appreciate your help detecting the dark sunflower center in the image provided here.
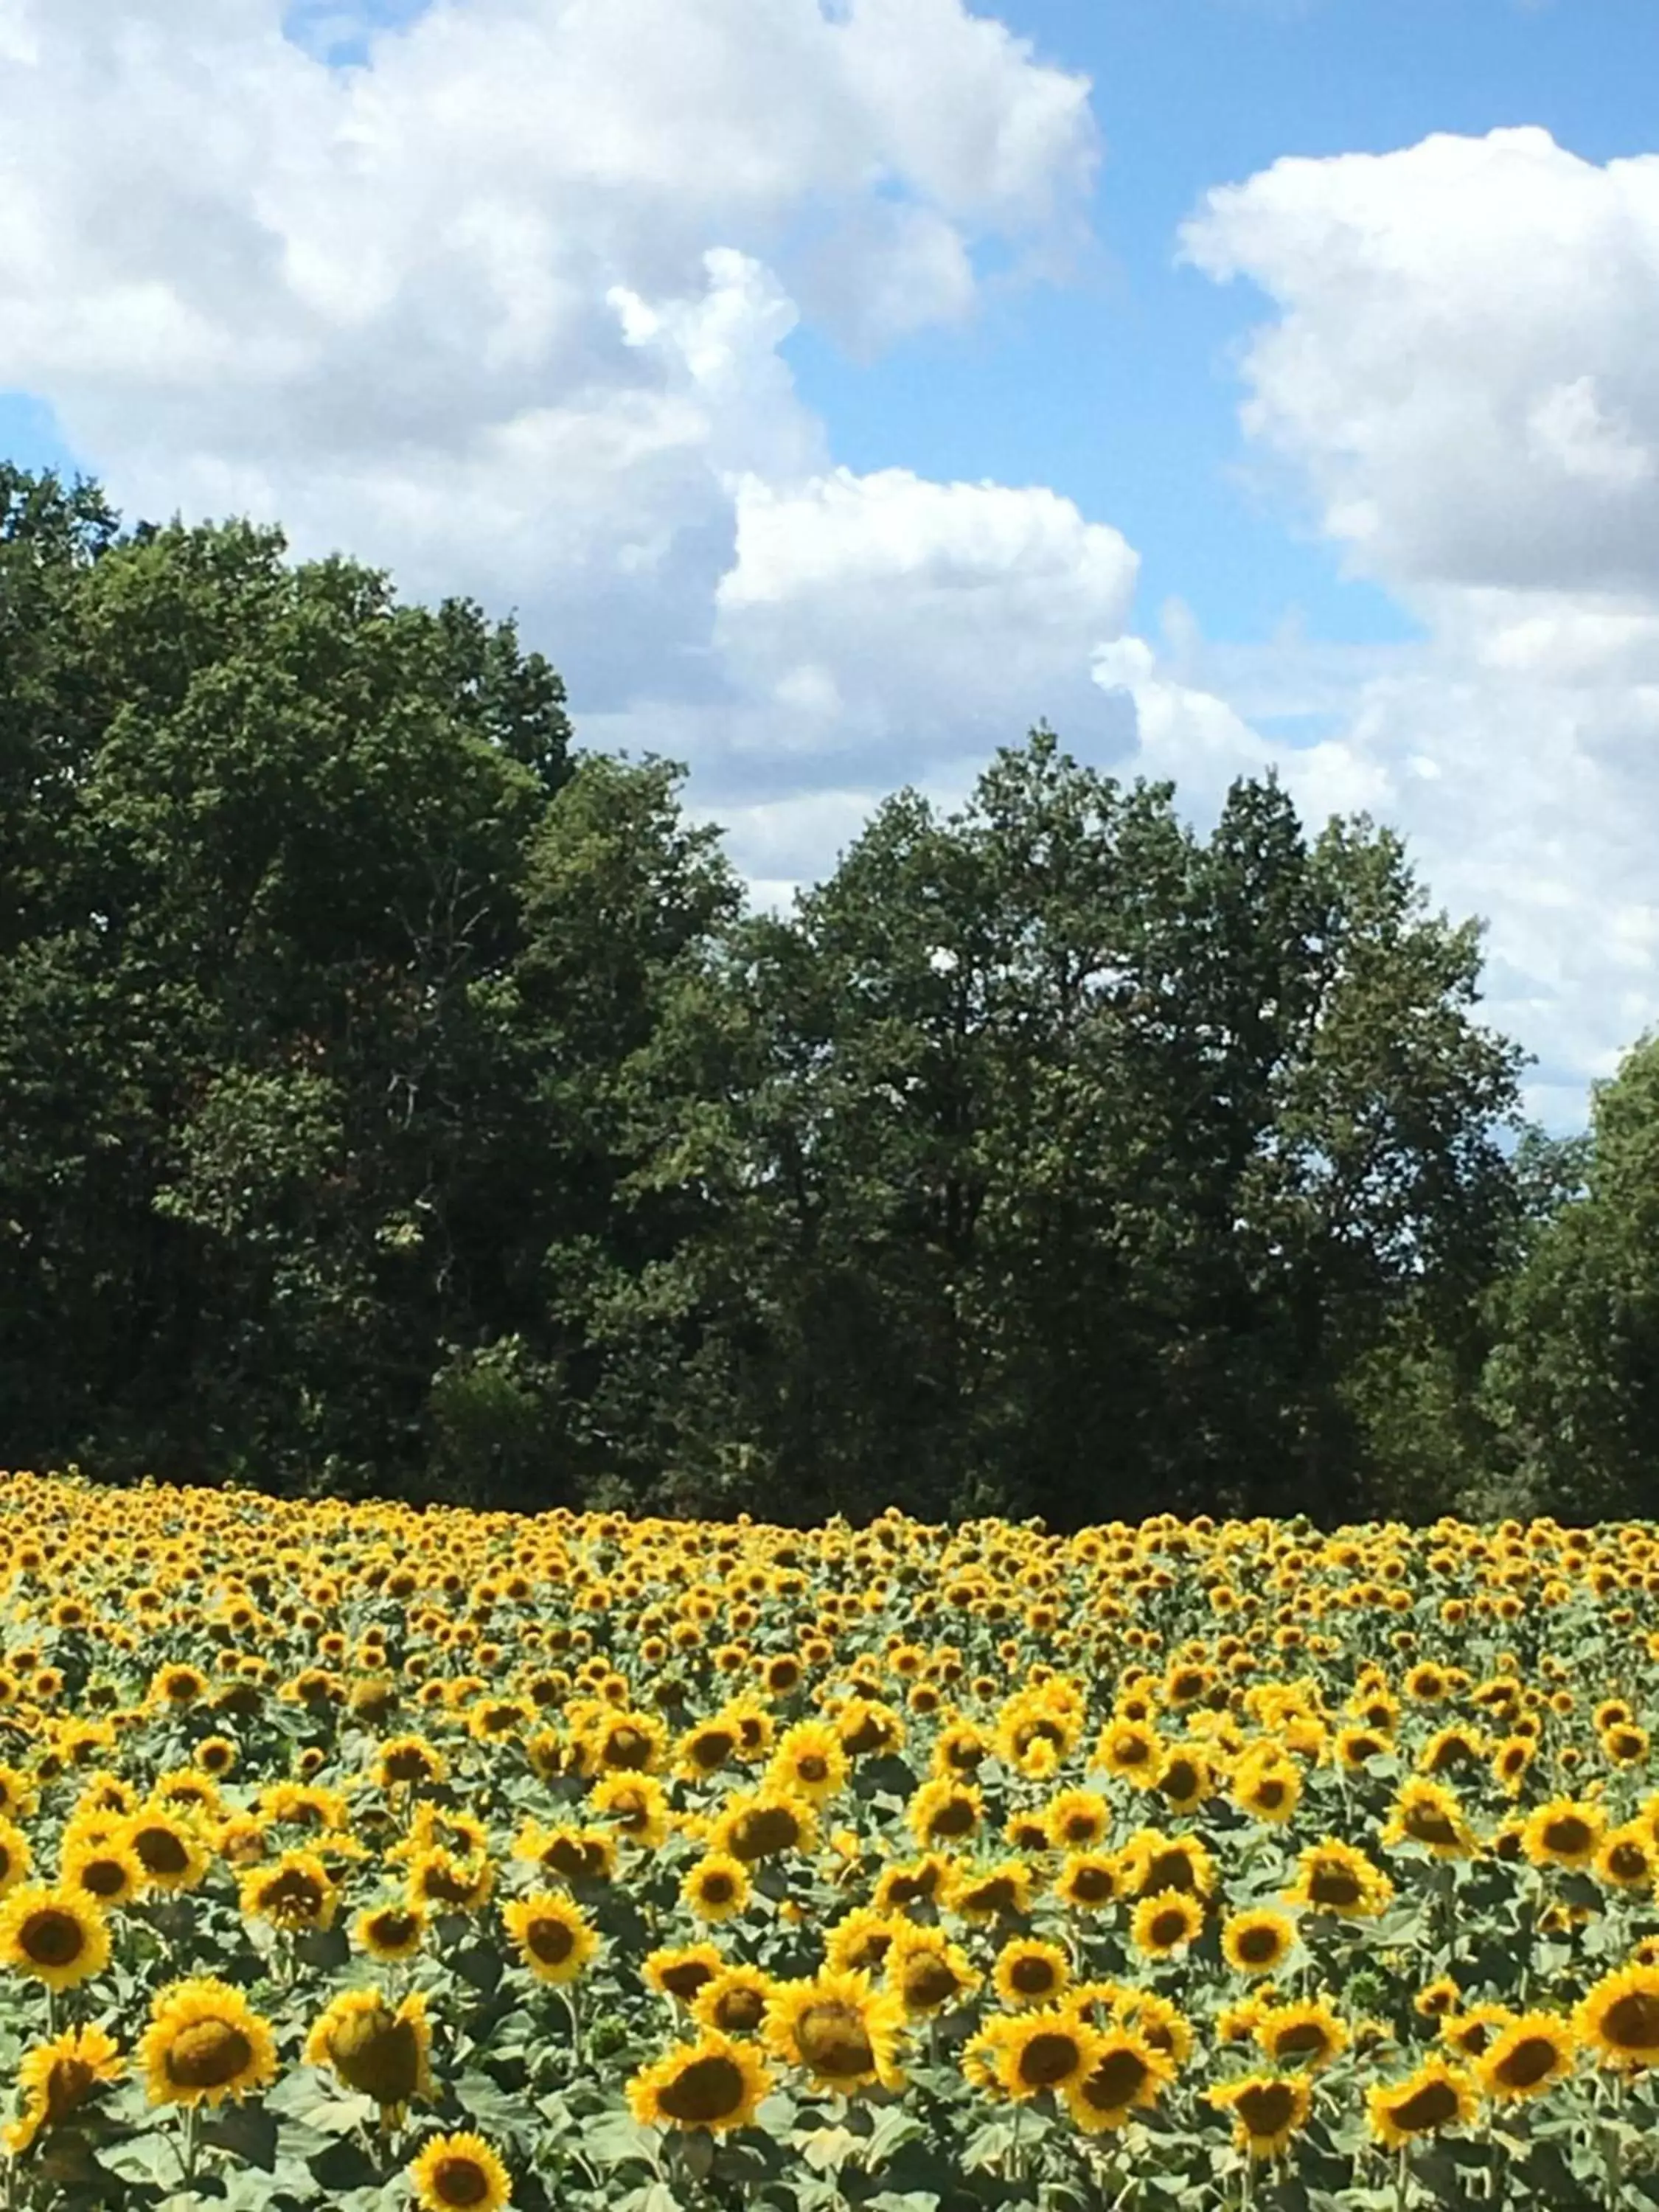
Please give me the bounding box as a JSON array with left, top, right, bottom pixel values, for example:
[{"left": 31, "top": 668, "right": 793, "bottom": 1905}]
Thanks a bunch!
[
  {"left": 902, "top": 1956, "right": 959, "bottom": 2010},
  {"left": 1543, "top": 1818, "right": 1593, "bottom": 1856},
  {"left": 604, "top": 1728, "right": 653, "bottom": 1771},
  {"left": 133, "top": 1828, "right": 190, "bottom": 1877},
  {"left": 796, "top": 1756, "right": 829, "bottom": 1783},
  {"left": 21, "top": 1910, "right": 85, "bottom": 1967},
  {"left": 1273, "top": 2021, "right": 1331, "bottom": 2059},
  {"left": 1236, "top": 2081, "right": 1295, "bottom": 2135},
  {"left": 526, "top": 1918, "right": 576, "bottom": 1965},
  {"left": 966, "top": 1879, "right": 1017, "bottom": 1915},
  {"left": 1252, "top": 1778, "right": 1288, "bottom": 1809},
  {"left": 715, "top": 1986, "right": 765, "bottom": 2031},
  {"left": 1610, "top": 1844, "right": 1649, "bottom": 1881},
  {"left": 167, "top": 2021, "right": 253, "bottom": 2091},
  {"left": 431, "top": 2153, "right": 492, "bottom": 2207},
  {"left": 80, "top": 1858, "right": 129, "bottom": 1899},
  {"left": 1009, "top": 1955, "right": 1057, "bottom": 1994},
  {"left": 1498, "top": 2037, "right": 1559, "bottom": 2089},
  {"left": 330, "top": 2011, "right": 422, "bottom": 2104},
  {"left": 728, "top": 1806, "right": 801, "bottom": 1861},
  {"left": 369, "top": 1911, "right": 420, "bottom": 1949},
  {"left": 797, "top": 2001, "right": 875, "bottom": 2078},
  {"left": 1017, "top": 2031, "right": 1082, "bottom": 2087},
  {"left": 657, "top": 2054, "right": 746, "bottom": 2126},
  {"left": 1144, "top": 1853, "right": 1195, "bottom": 1894},
  {"left": 700, "top": 1874, "right": 736, "bottom": 1905},
  {"left": 1069, "top": 1863, "right": 1115, "bottom": 1903},
  {"left": 383, "top": 1747, "right": 436, "bottom": 1782},
  {"left": 262, "top": 1870, "right": 324, "bottom": 1918},
  {"left": 1388, "top": 2080, "right": 1460, "bottom": 2132},
  {"left": 911, "top": 1784, "right": 967, "bottom": 1833},
  {"left": 1237, "top": 1925, "right": 1280, "bottom": 1964},
  {"left": 1082, "top": 2045, "right": 1150, "bottom": 2112},
  {"left": 661, "top": 1961, "right": 717, "bottom": 2000},
  {"left": 46, "top": 2056, "right": 97, "bottom": 2122},
  {"left": 1149, "top": 1910, "right": 1190, "bottom": 1949},
  {"left": 1604, "top": 1992, "right": 1659, "bottom": 2051},
  {"left": 1309, "top": 1865, "right": 1362, "bottom": 1908}
]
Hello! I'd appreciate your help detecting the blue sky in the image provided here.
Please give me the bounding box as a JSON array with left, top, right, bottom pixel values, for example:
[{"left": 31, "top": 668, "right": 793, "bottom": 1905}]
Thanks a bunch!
[
  {"left": 1, "top": 0, "right": 1657, "bottom": 1125},
  {"left": 789, "top": 0, "right": 1659, "bottom": 650}
]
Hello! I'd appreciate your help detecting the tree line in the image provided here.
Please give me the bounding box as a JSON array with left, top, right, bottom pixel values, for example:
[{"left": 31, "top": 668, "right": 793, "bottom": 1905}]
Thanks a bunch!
[{"left": 0, "top": 465, "right": 1648, "bottom": 1526}]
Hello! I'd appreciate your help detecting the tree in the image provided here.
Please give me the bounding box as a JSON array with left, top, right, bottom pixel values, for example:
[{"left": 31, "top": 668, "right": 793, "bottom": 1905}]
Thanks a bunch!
[
  {"left": 1483, "top": 1034, "right": 1659, "bottom": 1520},
  {"left": 0, "top": 478, "right": 574, "bottom": 1490},
  {"left": 696, "top": 731, "right": 1524, "bottom": 1526}
]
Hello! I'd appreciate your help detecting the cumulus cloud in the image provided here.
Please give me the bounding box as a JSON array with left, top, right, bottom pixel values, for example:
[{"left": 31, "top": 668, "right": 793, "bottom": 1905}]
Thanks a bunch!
[
  {"left": 0, "top": 0, "right": 1101, "bottom": 715},
  {"left": 1109, "top": 125, "right": 1659, "bottom": 1116}
]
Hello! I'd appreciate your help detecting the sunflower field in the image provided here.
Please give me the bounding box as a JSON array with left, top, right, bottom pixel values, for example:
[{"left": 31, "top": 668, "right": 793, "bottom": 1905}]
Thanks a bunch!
[{"left": 4, "top": 1478, "right": 1659, "bottom": 2211}]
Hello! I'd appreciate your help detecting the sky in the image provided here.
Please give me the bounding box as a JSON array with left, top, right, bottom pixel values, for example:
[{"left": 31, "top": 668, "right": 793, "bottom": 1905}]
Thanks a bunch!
[{"left": 2, "top": 1, "right": 1658, "bottom": 1126}]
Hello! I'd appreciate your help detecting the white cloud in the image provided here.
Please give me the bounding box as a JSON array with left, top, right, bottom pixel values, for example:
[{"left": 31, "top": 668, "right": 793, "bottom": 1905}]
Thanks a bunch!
[
  {"left": 0, "top": 0, "right": 1099, "bottom": 715},
  {"left": 1159, "top": 126, "right": 1659, "bottom": 1119}
]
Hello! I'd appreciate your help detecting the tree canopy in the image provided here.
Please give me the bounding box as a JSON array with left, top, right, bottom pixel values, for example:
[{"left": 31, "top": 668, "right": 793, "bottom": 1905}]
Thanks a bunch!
[{"left": 4, "top": 464, "right": 1648, "bottom": 1525}]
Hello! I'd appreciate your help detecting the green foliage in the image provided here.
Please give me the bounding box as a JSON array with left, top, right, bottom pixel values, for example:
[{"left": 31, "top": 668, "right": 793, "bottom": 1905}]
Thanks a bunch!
[
  {"left": 1482, "top": 1033, "right": 1659, "bottom": 1520},
  {"left": 4, "top": 462, "right": 1623, "bottom": 1526}
]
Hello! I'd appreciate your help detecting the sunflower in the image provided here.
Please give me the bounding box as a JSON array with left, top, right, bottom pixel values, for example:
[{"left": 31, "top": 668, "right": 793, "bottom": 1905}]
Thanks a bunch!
[
  {"left": 1045, "top": 1788, "right": 1110, "bottom": 1852},
  {"left": 372, "top": 1736, "right": 448, "bottom": 1792},
  {"left": 681, "top": 1851, "right": 751, "bottom": 1924},
  {"left": 1594, "top": 1823, "right": 1657, "bottom": 1893},
  {"left": 305, "top": 1988, "right": 433, "bottom": 2116},
  {"left": 907, "top": 1778, "right": 982, "bottom": 1848},
  {"left": 711, "top": 1786, "right": 818, "bottom": 1865},
  {"left": 872, "top": 1854, "right": 952, "bottom": 1913},
  {"left": 1284, "top": 1838, "right": 1393, "bottom": 1919},
  {"left": 1120, "top": 1829, "right": 1217, "bottom": 1899},
  {"left": 0, "top": 1818, "right": 32, "bottom": 1898},
  {"left": 0, "top": 1886, "right": 109, "bottom": 1992},
  {"left": 139, "top": 1979, "right": 279, "bottom": 2109},
  {"left": 825, "top": 1907, "right": 902, "bottom": 1976},
  {"left": 973, "top": 2008, "right": 1096, "bottom": 2102},
  {"left": 1476, "top": 2013, "right": 1576, "bottom": 2102},
  {"left": 1439, "top": 2003, "right": 1515, "bottom": 2062},
  {"left": 502, "top": 1893, "right": 600, "bottom": 1986},
  {"left": 1055, "top": 2023, "right": 1169, "bottom": 2134},
  {"left": 406, "top": 1846, "right": 495, "bottom": 1915},
  {"left": 1155, "top": 1747, "right": 1213, "bottom": 1814},
  {"left": 627, "top": 2030, "right": 773, "bottom": 2133},
  {"left": 1130, "top": 1888, "right": 1205, "bottom": 1959},
  {"left": 945, "top": 1859, "right": 1034, "bottom": 1924},
  {"left": 1220, "top": 1907, "right": 1295, "bottom": 1978},
  {"left": 886, "top": 1927, "right": 981, "bottom": 2019},
  {"left": 354, "top": 1899, "right": 428, "bottom": 1961},
  {"left": 993, "top": 1938, "right": 1071, "bottom": 2008},
  {"left": 125, "top": 1807, "right": 210, "bottom": 1893},
  {"left": 645, "top": 1943, "right": 727, "bottom": 2006},
  {"left": 517, "top": 1823, "right": 617, "bottom": 1885},
  {"left": 692, "top": 1966, "right": 777, "bottom": 2037},
  {"left": 1253, "top": 1996, "right": 1349, "bottom": 2073},
  {"left": 1380, "top": 1778, "right": 1479, "bottom": 1860},
  {"left": 1574, "top": 1962, "right": 1659, "bottom": 2069},
  {"left": 1095, "top": 1718, "right": 1163, "bottom": 1784},
  {"left": 1522, "top": 1798, "right": 1605, "bottom": 1871},
  {"left": 767, "top": 1721, "right": 849, "bottom": 1804},
  {"left": 588, "top": 1773, "right": 671, "bottom": 1850},
  {"left": 1231, "top": 1747, "right": 1302, "bottom": 1824},
  {"left": 1208, "top": 2071, "right": 1313, "bottom": 2160},
  {"left": 764, "top": 1969, "right": 908, "bottom": 2093},
  {"left": 408, "top": 2131, "right": 511, "bottom": 2212},
  {"left": 1055, "top": 1850, "right": 1121, "bottom": 1911},
  {"left": 1, "top": 2023, "right": 124, "bottom": 2156},
  {"left": 240, "top": 1849, "right": 340, "bottom": 1933},
  {"left": 60, "top": 1830, "right": 144, "bottom": 1910},
  {"left": 1366, "top": 2056, "right": 1478, "bottom": 2147}
]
